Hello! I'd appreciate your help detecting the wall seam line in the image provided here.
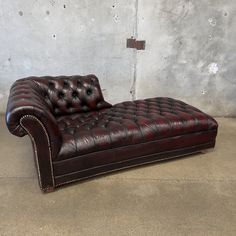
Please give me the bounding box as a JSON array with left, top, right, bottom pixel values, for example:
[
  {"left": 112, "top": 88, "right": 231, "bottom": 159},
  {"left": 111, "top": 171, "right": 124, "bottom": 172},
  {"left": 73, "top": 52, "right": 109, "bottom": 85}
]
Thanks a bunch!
[{"left": 130, "top": 0, "right": 139, "bottom": 101}]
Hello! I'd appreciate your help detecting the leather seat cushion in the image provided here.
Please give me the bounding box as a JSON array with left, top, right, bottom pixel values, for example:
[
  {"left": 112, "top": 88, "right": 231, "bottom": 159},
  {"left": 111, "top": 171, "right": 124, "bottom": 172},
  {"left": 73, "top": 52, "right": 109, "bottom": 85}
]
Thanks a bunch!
[{"left": 56, "top": 97, "right": 218, "bottom": 161}]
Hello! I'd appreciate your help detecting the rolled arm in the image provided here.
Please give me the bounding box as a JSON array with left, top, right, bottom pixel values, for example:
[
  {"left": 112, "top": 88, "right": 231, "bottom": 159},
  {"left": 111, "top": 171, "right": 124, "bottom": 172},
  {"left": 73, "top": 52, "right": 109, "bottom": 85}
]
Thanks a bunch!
[{"left": 5, "top": 78, "right": 62, "bottom": 158}]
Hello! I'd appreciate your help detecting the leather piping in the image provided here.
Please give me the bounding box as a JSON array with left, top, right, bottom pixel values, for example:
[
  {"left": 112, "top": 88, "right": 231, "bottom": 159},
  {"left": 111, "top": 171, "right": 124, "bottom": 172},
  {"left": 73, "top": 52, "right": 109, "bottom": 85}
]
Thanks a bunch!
[{"left": 20, "top": 115, "right": 55, "bottom": 189}]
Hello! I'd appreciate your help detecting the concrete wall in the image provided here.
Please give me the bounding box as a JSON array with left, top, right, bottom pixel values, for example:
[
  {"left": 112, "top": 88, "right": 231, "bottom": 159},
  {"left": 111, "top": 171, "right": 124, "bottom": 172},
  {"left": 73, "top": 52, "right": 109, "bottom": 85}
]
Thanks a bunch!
[
  {"left": 0, "top": 0, "right": 235, "bottom": 116},
  {"left": 136, "top": 0, "right": 236, "bottom": 116},
  {"left": 0, "top": 0, "right": 136, "bottom": 111}
]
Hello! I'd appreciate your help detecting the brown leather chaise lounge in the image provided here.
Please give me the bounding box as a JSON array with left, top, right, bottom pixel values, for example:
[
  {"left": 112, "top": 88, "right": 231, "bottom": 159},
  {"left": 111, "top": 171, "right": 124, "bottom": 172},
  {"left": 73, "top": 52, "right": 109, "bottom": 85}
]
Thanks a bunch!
[{"left": 6, "top": 75, "right": 218, "bottom": 192}]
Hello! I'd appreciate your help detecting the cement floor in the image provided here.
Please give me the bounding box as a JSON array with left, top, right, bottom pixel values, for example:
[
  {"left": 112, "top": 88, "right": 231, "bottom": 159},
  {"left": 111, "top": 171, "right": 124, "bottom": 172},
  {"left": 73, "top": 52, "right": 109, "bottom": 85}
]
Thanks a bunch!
[{"left": 0, "top": 115, "right": 236, "bottom": 236}]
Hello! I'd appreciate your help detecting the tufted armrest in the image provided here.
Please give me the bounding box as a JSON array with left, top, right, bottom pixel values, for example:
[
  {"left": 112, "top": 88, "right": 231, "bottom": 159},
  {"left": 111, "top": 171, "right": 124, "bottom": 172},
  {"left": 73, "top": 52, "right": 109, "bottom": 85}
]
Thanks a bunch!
[{"left": 5, "top": 78, "right": 62, "bottom": 158}]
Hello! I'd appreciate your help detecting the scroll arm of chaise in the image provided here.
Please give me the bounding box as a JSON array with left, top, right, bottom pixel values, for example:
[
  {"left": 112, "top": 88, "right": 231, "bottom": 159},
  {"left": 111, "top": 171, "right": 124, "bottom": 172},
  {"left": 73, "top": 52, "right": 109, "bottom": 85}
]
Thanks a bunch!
[{"left": 5, "top": 78, "right": 62, "bottom": 159}]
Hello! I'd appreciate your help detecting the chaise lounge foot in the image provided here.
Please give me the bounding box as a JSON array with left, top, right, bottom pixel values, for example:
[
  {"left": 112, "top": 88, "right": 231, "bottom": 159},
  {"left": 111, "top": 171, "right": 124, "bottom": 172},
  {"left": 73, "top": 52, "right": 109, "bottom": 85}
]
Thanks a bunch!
[{"left": 42, "top": 186, "right": 55, "bottom": 193}]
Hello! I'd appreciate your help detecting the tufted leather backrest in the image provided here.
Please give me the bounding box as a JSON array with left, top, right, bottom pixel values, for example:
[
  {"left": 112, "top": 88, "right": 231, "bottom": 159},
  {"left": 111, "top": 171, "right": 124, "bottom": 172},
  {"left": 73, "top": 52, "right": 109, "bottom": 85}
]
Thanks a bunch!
[{"left": 32, "top": 74, "right": 112, "bottom": 115}]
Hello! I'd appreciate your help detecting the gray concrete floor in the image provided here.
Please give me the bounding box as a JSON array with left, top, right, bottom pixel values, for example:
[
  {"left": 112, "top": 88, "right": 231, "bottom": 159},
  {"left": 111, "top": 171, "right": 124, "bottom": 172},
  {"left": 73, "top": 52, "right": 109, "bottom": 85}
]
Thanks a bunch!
[{"left": 0, "top": 115, "right": 236, "bottom": 236}]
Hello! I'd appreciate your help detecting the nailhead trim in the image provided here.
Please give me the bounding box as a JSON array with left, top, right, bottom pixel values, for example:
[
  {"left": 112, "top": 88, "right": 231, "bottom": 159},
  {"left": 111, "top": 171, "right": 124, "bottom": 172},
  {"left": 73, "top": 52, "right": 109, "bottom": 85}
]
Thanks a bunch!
[{"left": 20, "top": 115, "right": 55, "bottom": 190}]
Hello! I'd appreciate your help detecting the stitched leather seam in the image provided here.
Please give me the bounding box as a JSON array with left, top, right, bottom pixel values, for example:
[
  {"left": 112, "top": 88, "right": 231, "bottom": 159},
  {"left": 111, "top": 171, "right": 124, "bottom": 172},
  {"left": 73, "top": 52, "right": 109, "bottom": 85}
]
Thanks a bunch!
[
  {"left": 20, "top": 115, "right": 55, "bottom": 189},
  {"left": 54, "top": 143, "right": 215, "bottom": 187}
]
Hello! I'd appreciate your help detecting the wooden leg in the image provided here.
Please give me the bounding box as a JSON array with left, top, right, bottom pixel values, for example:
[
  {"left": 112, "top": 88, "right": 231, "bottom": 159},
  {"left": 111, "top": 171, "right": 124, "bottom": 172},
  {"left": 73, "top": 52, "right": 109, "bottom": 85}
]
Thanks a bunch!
[{"left": 42, "top": 186, "right": 55, "bottom": 193}]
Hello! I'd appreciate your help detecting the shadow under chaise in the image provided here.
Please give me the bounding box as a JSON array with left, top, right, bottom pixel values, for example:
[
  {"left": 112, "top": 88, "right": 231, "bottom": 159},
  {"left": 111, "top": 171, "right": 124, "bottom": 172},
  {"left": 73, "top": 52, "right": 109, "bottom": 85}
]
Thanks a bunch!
[{"left": 6, "top": 75, "right": 218, "bottom": 192}]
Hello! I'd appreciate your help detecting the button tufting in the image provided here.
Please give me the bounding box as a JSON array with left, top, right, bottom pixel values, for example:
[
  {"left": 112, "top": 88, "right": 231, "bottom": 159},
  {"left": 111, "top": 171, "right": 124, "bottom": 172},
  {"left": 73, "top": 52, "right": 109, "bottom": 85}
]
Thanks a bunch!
[
  {"left": 86, "top": 88, "right": 93, "bottom": 96},
  {"left": 90, "top": 77, "right": 96, "bottom": 83},
  {"left": 52, "top": 96, "right": 218, "bottom": 161},
  {"left": 66, "top": 103, "right": 72, "bottom": 109},
  {"left": 48, "top": 81, "right": 55, "bottom": 89},
  {"left": 72, "top": 90, "right": 78, "bottom": 99},
  {"left": 44, "top": 91, "right": 48, "bottom": 98},
  {"left": 77, "top": 80, "right": 82, "bottom": 87},
  {"left": 63, "top": 80, "right": 69, "bottom": 88},
  {"left": 31, "top": 75, "right": 111, "bottom": 116},
  {"left": 58, "top": 91, "right": 65, "bottom": 99}
]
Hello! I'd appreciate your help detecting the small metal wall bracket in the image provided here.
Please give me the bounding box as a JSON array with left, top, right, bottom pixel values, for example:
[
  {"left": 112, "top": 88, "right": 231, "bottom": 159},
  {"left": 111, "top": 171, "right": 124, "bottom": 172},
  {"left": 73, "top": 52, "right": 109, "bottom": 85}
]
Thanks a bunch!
[{"left": 126, "top": 38, "right": 146, "bottom": 50}]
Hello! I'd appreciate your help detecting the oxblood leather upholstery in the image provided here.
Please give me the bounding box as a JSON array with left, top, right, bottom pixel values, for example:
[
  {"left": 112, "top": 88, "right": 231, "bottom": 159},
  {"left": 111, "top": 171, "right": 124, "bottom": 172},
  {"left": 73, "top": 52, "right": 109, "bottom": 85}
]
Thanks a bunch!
[
  {"left": 56, "top": 97, "right": 217, "bottom": 160},
  {"left": 33, "top": 75, "right": 112, "bottom": 115},
  {"left": 6, "top": 78, "right": 62, "bottom": 158},
  {"left": 6, "top": 75, "right": 218, "bottom": 192}
]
